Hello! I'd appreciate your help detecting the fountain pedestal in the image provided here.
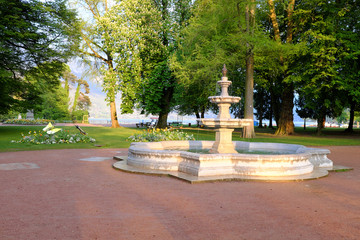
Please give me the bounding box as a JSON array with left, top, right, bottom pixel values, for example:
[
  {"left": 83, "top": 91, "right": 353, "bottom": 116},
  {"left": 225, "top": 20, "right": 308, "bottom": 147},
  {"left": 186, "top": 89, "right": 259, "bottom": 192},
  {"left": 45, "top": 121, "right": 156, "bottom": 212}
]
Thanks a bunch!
[
  {"left": 211, "top": 128, "right": 236, "bottom": 153},
  {"left": 200, "top": 65, "right": 252, "bottom": 154}
]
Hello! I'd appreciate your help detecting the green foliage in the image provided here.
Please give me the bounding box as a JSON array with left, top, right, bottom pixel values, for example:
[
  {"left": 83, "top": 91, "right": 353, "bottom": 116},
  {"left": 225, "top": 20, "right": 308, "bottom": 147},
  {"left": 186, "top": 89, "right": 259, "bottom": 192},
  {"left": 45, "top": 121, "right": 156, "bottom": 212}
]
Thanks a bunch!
[
  {"left": 128, "top": 128, "right": 195, "bottom": 142},
  {"left": 139, "top": 61, "right": 175, "bottom": 115},
  {"left": 35, "top": 83, "right": 71, "bottom": 120},
  {"left": 291, "top": 0, "right": 359, "bottom": 132},
  {"left": 337, "top": 109, "right": 350, "bottom": 124},
  {"left": 72, "top": 110, "right": 89, "bottom": 121},
  {"left": 0, "top": 0, "right": 80, "bottom": 114},
  {"left": 171, "top": 0, "right": 270, "bottom": 118},
  {"left": 0, "top": 111, "right": 20, "bottom": 122},
  {"left": 95, "top": 0, "right": 193, "bottom": 127},
  {"left": 75, "top": 0, "right": 122, "bottom": 127}
]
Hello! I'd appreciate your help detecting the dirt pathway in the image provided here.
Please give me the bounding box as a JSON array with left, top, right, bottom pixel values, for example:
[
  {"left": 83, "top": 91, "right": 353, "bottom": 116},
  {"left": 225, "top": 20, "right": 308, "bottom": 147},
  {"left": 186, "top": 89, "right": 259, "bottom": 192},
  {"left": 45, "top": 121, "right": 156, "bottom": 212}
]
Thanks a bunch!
[{"left": 0, "top": 146, "right": 359, "bottom": 240}]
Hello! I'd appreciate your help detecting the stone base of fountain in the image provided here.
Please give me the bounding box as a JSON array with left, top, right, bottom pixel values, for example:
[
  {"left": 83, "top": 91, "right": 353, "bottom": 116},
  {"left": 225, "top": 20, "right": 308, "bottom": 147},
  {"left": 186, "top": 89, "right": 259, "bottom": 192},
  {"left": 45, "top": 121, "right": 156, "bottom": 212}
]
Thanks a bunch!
[{"left": 112, "top": 140, "right": 351, "bottom": 183}]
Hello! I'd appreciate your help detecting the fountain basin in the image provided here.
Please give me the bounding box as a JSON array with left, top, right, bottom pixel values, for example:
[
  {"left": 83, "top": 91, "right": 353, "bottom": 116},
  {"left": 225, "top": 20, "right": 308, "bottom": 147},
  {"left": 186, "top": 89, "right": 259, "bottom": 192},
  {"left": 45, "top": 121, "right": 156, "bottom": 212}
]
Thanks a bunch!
[
  {"left": 209, "top": 96, "right": 240, "bottom": 104},
  {"left": 121, "top": 141, "right": 333, "bottom": 179},
  {"left": 200, "top": 118, "right": 253, "bottom": 128}
]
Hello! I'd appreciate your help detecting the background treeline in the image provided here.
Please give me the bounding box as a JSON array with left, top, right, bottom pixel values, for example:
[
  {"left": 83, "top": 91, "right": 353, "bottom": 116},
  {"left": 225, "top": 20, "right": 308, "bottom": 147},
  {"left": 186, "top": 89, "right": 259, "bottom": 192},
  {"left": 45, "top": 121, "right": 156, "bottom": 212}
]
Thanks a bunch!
[{"left": 1, "top": 0, "right": 359, "bottom": 135}]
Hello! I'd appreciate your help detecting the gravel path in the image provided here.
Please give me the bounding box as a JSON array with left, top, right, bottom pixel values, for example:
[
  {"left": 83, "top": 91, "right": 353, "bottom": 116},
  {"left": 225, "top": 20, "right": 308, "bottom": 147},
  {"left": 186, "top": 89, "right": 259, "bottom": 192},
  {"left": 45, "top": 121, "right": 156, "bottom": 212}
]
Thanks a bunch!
[{"left": 0, "top": 146, "right": 359, "bottom": 240}]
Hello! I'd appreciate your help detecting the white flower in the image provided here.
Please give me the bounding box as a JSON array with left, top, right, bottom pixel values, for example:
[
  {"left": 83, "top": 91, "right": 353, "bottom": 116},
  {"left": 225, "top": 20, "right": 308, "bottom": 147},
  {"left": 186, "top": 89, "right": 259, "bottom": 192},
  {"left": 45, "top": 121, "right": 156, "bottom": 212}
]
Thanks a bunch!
[
  {"left": 43, "top": 122, "right": 54, "bottom": 132},
  {"left": 47, "top": 128, "right": 61, "bottom": 134}
]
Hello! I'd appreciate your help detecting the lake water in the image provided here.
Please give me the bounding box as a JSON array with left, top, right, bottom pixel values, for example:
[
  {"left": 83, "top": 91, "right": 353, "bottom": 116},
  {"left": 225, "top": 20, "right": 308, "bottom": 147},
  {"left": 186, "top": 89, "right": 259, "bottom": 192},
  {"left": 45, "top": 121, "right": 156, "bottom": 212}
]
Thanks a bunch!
[{"left": 89, "top": 118, "right": 314, "bottom": 127}]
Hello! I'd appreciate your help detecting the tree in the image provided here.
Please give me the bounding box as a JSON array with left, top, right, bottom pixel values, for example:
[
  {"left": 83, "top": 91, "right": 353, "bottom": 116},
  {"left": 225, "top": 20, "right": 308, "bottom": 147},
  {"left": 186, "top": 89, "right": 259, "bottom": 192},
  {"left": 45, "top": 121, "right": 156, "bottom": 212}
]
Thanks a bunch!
[
  {"left": 35, "top": 85, "right": 71, "bottom": 120},
  {"left": 77, "top": 93, "right": 91, "bottom": 112},
  {"left": 336, "top": 0, "right": 360, "bottom": 132},
  {"left": 0, "top": 0, "right": 80, "bottom": 114},
  {"left": 100, "top": 0, "right": 193, "bottom": 128},
  {"left": 62, "top": 68, "right": 91, "bottom": 120},
  {"left": 292, "top": 0, "right": 352, "bottom": 134},
  {"left": 243, "top": 0, "right": 256, "bottom": 138},
  {"left": 138, "top": 0, "right": 193, "bottom": 128},
  {"left": 22, "top": 63, "right": 70, "bottom": 119},
  {"left": 265, "top": 0, "right": 296, "bottom": 135},
  {"left": 172, "top": 0, "right": 261, "bottom": 134},
  {"left": 76, "top": 0, "right": 121, "bottom": 128},
  {"left": 254, "top": 84, "right": 271, "bottom": 128}
]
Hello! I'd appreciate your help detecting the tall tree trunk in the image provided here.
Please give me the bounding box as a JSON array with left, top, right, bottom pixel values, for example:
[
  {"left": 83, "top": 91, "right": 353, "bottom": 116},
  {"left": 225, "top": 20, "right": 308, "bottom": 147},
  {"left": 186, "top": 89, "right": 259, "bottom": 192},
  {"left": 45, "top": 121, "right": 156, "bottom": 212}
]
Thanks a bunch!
[
  {"left": 195, "top": 112, "right": 200, "bottom": 119},
  {"left": 156, "top": 85, "right": 174, "bottom": 129},
  {"left": 110, "top": 100, "right": 120, "bottom": 128},
  {"left": 303, "top": 118, "right": 306, "bottom": 130},
  {"left": 346, "top": 100, "right": 355, "bottom": 132},
  {"left": 107, "top": 61, "right": 121, "bottom": 128},
  {"left": 243, "top": 0, "right": 256, "bottom": 138},
  {"left": 201, "top": 107, "right": 205, "bottom": 118},
  {"left": 316, "top": 113, "right": 326, "bottom": 135},
  {"left": 157, "top": 111, "right": 169, "bottom": 129},
  {"left": 268, "top": 0, "right": 296, "bottom": 135},
  {"left": 259, "top": 117, "right": 263, "bottom": 128},
  {"left": 275, "top": 83, "right": 295, "bottom": 135}
]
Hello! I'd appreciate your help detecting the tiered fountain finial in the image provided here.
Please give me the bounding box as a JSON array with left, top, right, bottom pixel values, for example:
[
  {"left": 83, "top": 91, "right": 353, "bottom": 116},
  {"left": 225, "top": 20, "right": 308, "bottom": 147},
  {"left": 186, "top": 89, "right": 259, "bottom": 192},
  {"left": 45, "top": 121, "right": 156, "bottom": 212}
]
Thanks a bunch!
[{"left": 222, "top": 64, "right": 227, "bottom": 77}]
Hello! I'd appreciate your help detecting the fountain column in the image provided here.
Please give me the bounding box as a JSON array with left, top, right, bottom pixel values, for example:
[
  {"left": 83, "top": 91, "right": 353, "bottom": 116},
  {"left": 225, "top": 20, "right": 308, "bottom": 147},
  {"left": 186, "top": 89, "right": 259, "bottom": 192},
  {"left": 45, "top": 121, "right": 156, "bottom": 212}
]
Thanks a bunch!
[
  {"left": 211, "top": 128, "right": 236, "bottom": 153},
  {"left": 200, "top": 65, "right": 244, "bottom": 154}
]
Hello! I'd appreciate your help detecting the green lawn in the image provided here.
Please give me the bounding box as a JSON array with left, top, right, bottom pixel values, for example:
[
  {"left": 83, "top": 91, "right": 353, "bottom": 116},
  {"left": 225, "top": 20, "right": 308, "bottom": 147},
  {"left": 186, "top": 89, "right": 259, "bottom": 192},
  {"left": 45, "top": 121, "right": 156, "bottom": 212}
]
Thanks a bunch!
[
  {"left": 185, "top": 127, "right": 360, "bottom": 146},
  {"left": 0, "top": 125, "right": 143, "bottom": 152},
  {"left": 1, "top": 125, "right": 359, "bottom": 152}
]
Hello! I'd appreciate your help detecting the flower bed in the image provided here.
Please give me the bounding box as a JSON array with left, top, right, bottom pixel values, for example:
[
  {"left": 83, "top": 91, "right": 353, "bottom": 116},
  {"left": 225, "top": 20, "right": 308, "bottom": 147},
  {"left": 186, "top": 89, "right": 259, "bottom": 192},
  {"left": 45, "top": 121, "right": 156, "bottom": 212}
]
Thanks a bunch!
[
  {"left": 12, "top": 130, "right": 96, "bottom": 144},
  {"left": 11, "top": 123, "right": 96, "bottom": 144},
  {"left": 128, "top": 128, "right": 195, "bottom": 142},
  {"left": 4, "top": 119, "right": 54, "bottom": 125}
]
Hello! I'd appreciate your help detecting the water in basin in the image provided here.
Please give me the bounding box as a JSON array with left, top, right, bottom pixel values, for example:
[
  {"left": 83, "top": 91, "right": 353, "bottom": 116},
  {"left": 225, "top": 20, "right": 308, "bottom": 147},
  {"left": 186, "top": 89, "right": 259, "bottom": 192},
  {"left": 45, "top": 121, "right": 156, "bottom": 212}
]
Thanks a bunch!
[{"left": 183, "top": 149, "right": 294, "bottom": 155}]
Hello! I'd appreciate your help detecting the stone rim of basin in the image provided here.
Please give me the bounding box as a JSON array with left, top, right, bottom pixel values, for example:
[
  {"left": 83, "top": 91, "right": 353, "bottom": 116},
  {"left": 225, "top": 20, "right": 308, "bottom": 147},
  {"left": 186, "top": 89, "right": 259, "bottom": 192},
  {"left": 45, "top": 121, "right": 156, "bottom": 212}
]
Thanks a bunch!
[{"left": 126, "top": 141, "right": 333, "bottom": 178}]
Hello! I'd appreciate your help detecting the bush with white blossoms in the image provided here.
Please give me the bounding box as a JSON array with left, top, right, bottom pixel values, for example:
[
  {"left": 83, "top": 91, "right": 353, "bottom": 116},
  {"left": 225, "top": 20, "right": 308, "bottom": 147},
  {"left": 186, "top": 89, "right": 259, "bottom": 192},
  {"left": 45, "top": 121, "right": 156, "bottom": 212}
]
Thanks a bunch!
[
  {"left": 11, "top": 123, "right": 96, "bottom": 145},
  {"left": 128, "top": 128, "right": 195, "bottom": 142}
]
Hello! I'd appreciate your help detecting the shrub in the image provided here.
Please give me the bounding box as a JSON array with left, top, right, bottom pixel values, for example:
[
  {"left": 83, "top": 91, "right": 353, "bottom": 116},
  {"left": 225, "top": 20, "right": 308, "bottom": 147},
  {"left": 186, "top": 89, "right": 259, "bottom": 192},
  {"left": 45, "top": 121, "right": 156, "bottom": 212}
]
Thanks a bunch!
[
  {"left": 128, "top": 128, "right": 195, "bottom": 142},
  {"left": 4, "top": 119, "right": 54, "bottom": 125}
]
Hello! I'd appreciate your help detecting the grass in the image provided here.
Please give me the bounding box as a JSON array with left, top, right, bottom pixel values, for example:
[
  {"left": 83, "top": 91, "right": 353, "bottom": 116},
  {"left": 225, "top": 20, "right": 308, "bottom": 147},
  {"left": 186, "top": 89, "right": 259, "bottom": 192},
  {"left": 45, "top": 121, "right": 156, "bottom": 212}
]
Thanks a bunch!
[
  {"left": 185, "top": 127, "right": 360, "bottom": 146},
  {"left": 0, "top": 125, "right": 142, "bottom": 152},
  {"left": 1, "top": 125, "right": 360, "bottom": 152}
]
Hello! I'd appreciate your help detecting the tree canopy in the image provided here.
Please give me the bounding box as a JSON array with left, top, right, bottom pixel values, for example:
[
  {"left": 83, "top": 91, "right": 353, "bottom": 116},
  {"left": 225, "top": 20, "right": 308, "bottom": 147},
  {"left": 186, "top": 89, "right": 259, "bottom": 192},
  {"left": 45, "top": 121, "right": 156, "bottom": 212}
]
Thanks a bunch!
[{"left": 0, "top": 0, "right": 80, "bottom": 114}]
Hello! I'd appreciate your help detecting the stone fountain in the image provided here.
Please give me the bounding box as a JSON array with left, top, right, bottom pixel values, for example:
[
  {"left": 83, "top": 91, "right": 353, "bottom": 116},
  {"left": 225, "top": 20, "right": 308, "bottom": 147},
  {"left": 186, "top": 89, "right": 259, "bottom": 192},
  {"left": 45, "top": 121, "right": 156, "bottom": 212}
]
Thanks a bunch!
[
  {"left": 113, "top": 66, "right": 348, "bottom": 183},
  {"left": 200, "top": 64, "right": 252, "bottom": 153}
]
